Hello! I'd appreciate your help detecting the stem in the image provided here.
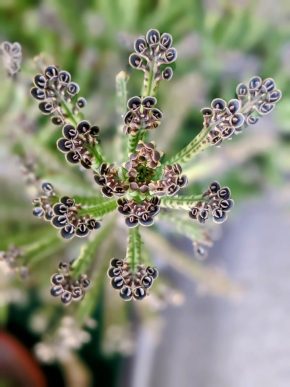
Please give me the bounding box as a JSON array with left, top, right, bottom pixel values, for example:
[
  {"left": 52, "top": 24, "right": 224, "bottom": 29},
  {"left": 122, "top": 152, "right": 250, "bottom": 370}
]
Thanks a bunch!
[
  {"left": 142, "top": 66, "right": 153, "bottom": 97},
  {"left": 60, "top": 98, "right": 78, "bottom": 126},
  {"left": 168, "top": 95, "right": 263, "bottom": 166},
  {"left": 78, "top": 200, "right": 117, "bottom": 218},
  {"left": 115, "top": 71, "right": 129, "bottom": 162},
  {"left": 71, "top": 220, "right": 113, "bottom": 278},
  {"left": 22, "top": 233, "right": 63, "bottom": 266},
  {"left": 166, "top": 125, "right": 210, "bottom": 165},
  {"left": 88, "top": 143, "right": 104, "bottom": 167},
  {"left": 127, "top": 133, "right": 138, "bottom": 155},
  {"left": 160, "top": 194, "right": 204, "bottom": 210},
  {"left": 127, "top": 130, "right": 145, "bottom": 155},
  {"left": 126, "top": 227, "right": 142, "bottom": 271},
  {"left": 73, "top": 196, "right": 105, "bottom": 206},
  {"left": 127, "top": 61, "right": 159, "bottom": 155},
  {"left": 75, "top": 237, "right": 113, "bottom": 325},
  {"left": 142, "top": 61, "right": 158, "bottom": 97},
  {"left": 116, "top": 71, "right": 129, "bottom": 115},
  {"left": 158, "top": 212, "right": 211, "bottom": 246}
]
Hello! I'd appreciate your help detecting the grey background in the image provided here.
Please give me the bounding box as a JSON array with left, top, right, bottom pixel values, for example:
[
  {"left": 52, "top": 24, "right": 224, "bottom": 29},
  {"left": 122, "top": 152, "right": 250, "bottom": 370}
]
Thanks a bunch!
[{"left": 131, "top": 192, "right": 290, "bottom": 387}]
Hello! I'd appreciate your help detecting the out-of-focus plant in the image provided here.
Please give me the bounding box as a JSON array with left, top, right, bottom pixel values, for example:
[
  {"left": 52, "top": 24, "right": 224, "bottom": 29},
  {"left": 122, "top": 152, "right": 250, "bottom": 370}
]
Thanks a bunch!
[{"left": 0, "top": 23, "right": 281, "bottom": 365}]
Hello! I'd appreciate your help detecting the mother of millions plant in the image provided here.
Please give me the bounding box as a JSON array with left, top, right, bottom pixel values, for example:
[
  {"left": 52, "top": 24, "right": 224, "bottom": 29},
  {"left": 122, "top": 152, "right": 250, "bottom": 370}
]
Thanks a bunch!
[
  {"left": 29, "top": 27, "right": 281, "bottom": 300},
  {"left": 0, "top": 29, "right": 281, "bottom": 358}
]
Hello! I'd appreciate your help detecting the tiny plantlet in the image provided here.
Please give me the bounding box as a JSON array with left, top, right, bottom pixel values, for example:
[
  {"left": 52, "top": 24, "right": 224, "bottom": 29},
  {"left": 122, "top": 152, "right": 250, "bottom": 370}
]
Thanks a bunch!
[{"left": 2, "top": 30, "right": 282, "bottom": 308}]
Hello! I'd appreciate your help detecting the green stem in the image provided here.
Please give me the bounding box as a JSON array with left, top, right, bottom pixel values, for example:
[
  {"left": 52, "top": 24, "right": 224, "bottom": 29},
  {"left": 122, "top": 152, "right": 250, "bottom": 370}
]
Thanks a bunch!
[
  {"left": 168, "top": 94, "right": 264, "bottom": 167},
  {"left": 167, "top": 125, "right": 210, "bottom": 165},
  {"left": 127, "top": 130, "right": 145, "bottom": 155},
  {"left": 126, "top": 227, "right": 142, "bottom": 271},
  {"left": 75, "top": 225, "right": 115, "bottom": 324},
  {"left": 75, "top": 266, "right": 105, "bottom": 324},
  {"left": 158, "top": 212, "right": 210, "bottom": 245},
  {"left": 160, "top": 194, "right": 204, "bottom": 210},
  {"left": 73, "top": 196, "right": 105, "bottom": 206},
  {"left": 71, "top": 221, "right": 113, "bottom": 278},
  {"left": 142, "top": 66, "right": 152, "bottom": 97},
  {"left": 116, "top": 71, "right": 129, "bottom": 162},
  {"left": 78, "top": 200, "right": 117, "bottom": 218},
  {"left": 60, "top": 98, "right": 78, "bottom": 126},
  {"left": 22, "top": 233, "right": 63, "bottom": 266},
  {"left": 127, "top": 61, "right": 159, "bottom": 155},
  {"left": 89, "top": 143, "right": 105, "bottom": 167},
  {"left": 116, "top": 71, "right": 129, "bottom": 115},
  {"left": 142, "top": 62, "right": 158, "bottom": 97}
]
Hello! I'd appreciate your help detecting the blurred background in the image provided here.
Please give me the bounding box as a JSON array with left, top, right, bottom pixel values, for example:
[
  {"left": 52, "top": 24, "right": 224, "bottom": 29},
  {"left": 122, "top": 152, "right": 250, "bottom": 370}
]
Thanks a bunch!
[{"left": 0, "top": 0, "right": 290, "bottom": 386}]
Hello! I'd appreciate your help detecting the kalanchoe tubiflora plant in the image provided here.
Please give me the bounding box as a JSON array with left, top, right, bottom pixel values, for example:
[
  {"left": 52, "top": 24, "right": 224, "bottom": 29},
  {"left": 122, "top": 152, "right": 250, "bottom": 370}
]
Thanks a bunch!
[{"left": 27, "top": 28, "right": 281, "bottom": 304}]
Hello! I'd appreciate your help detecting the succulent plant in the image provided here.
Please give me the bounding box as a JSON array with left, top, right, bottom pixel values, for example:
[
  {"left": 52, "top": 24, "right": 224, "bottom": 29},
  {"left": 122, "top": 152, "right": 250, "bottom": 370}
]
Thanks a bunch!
[
  {"left": 0, "top": 28, "right": 281, "bottom": 360},
  {"left": 26, "top": 29, "right": 281, "bottom": 303}
]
